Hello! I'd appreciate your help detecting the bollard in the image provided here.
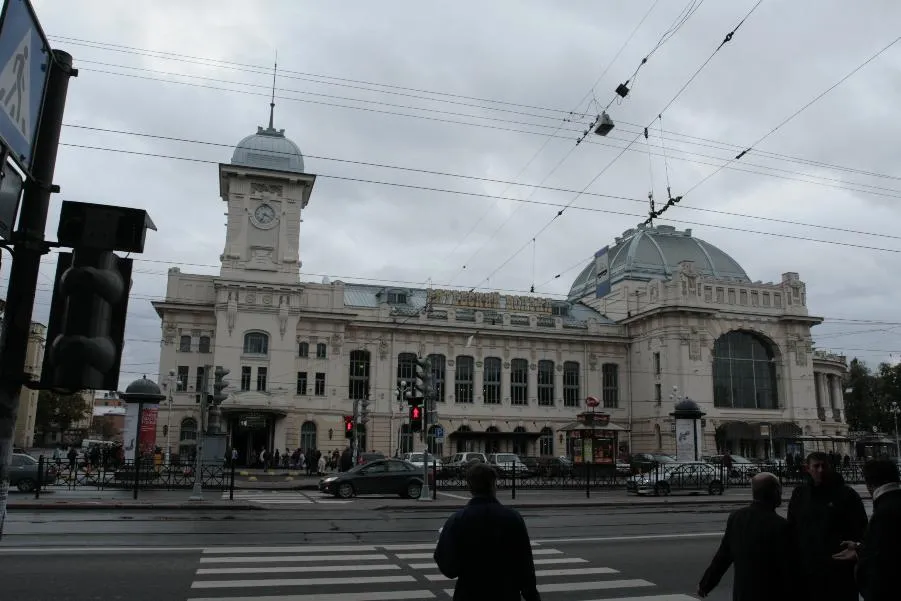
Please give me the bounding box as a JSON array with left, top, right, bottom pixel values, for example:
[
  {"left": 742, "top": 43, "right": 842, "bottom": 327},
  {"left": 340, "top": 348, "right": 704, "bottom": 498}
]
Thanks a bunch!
[
  {"left": 35, "top": 455, "right": 44, "bottom": 499},
  {"left": 432, "top": 459, "right": 437, "bottom": 500},
  {"left": 132, "top": 456, "right": 141, "bottom": 500},
  {"left": 511, "top": 461, "right": 516, "bottom": 500},
  {"left": 585, "top": 462, "right": 591, "bottom": 499}
]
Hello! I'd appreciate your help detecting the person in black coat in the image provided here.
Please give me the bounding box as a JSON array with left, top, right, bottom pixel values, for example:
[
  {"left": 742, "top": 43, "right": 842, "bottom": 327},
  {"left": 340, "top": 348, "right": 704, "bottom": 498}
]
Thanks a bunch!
[
  {"left": 832, "top": 459, "right": 901, "bottom": 601},
  {"left": 697, "top": 472, "right": 797, "bottom": 601},
  {"left": 787, "top": 451, "right": 868, "bottom": 601},
  {"left": 434, "top": 463, "right": 540, "bottom": 601}
]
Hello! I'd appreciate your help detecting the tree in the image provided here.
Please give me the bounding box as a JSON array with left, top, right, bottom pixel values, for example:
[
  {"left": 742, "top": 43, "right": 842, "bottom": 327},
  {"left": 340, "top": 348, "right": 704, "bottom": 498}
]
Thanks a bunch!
[
  {"left": 844, "top": 358, "right": 877, "bottom": 431},
  {"left": 35, "top": 390, "right": 91, "bottom": 437}
]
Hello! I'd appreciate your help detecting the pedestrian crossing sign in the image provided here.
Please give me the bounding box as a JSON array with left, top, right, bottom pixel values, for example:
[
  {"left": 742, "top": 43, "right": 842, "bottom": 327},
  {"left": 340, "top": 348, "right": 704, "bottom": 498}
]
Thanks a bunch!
[{"left": 0, "top": 0, "right": 51, "bottom": 172}]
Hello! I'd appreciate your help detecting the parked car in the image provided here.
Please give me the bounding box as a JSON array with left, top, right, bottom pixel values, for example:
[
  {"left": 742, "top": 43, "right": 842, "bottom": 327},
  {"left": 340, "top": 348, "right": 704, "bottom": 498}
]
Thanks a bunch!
[
  {"left": 319, "top": 458, "right": 425, "bottom": 499},
  {"left": 703, "top": 454, "right": 760, "bottom": 480},
  {"left": 627, "top": 461, "right": 724, "bottom": 496},
  {"left": 444, "top": 452, "right": 487, "bottom": 477},
  {"left": 402, "top": 452, "right": 443, "bottom": 475},
  {"left": 357, "top": 452, "right": 385, "bottom": 466},
  {"left": 8, "top": 453, "right": 57, "bottom": 492},
  {"left": 519, "top": 456, "right": 541, "bottom": 477},
  {"left": 487, "top": 453, "right": 530, "bottom": 477},
  {"left": 538, "top": 456, "right": 573, "bottom": 477}
]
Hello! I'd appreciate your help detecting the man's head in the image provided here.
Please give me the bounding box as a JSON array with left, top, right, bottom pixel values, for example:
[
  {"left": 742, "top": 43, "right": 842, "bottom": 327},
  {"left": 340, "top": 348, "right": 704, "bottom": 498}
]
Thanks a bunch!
[
  {"left": 467, "top": 462, "right": 497, "bottom": 498},
  {"left": 862, "top": 459, "right": 900, "bottom": 497},
  {"left": 805, "top": 452, "right": 832, "bottom": 485},
  {"left": 751, "top": 472, "right": 782, "bottom": 507}
]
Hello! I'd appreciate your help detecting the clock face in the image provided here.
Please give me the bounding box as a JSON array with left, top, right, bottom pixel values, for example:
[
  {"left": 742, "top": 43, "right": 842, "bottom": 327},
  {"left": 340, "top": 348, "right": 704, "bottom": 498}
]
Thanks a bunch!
[{"left": 254, "top": 204, "right": 276, "bottom": 225}]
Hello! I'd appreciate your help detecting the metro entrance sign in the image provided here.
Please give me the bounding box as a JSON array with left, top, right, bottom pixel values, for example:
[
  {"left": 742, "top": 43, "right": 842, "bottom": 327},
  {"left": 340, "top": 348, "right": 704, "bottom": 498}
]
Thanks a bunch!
[{"left": 0, "top": 0, "right": 51, "bottom": 172}]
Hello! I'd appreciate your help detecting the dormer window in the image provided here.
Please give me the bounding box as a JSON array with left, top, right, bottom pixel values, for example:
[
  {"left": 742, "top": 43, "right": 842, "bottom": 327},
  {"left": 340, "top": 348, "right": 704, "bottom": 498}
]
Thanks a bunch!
[
  {"left": 387, "top": 291, "right": 407, "bottom": 305},
  {"left": 551, "top": 304, "right": 570, "bottom": 317}
]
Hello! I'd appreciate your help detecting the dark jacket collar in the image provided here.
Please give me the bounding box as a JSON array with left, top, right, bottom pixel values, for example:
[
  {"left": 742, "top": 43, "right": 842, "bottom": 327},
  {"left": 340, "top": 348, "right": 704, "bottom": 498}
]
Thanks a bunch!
[{"left": 467, "top": 495, "right": 500, "bottom": 506}]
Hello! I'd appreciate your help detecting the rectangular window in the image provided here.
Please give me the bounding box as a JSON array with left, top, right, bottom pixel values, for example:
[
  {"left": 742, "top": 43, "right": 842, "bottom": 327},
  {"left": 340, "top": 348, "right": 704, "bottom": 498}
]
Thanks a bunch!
[
  {"left": 653, "top": 352, "right": 661, "bottom": 376},
  {"left": 176, "top": 366, "right": 189, "bottom": 391},
  {"left": 428, "top": 354, "right": 446, "bottom": 402},
  {"left": 349, "top": 350, "right": 370, "bottom": 400},
  {"left": 315, "top": 372, "right": 326, "bottom": 396},
  {"left": 316, "top": 343, "right": 327, "bottom": 359},
  {"left": 298, "top": 342, "right": 309, "bottom": 357},
  {"left": 455, "top": 356, "right": 474, "bottom": 403},
  {"left": 387, "top": 291, "right": 407, "bottom": 304},
  {"left": 198, "top": 336, "right": 211, "bottom": 353},
  {"left": 728, "top": 289, "right": 736, "bottom": 304},
  {"left": 240, "top": 366, "right": 251, "bottom": 391},
  {"left": 179, "top": 335, "right": 192, "bottom": 352},
  {"left": 296, "top": 371, "right": 308, "bottom": 395},
  {"left": 397, "top": 352, "right": 416, "bottom": 392},
  {"left": 511, "top": 359, "right": 528, "bottom": 405},
  {"left": 602, "top": 363, "right": 619, "bottom": 408},
  {"left": 655, "top": 383, "right": 662, "bottom": 406},
  {"left": 762, "top": 292, "right": 771, "bottom": 306},
  {"left": 739, "top": 289, "right": 748, "bottom": 305},
  {"left": 537, "top": 360, "right": 554, "bottom": 406},
  {"left": 256, "top": 367, "right": 268, "bottom": 392},
  {"left": 483, "top": 357, "right": 501, "bottom": 405},
  {"left": 716, "top": 288, "right": 725, "bottom": 303},
  {"left": 751, "top": 291, "right": 759, "bottom": 306},
  {"left": 563, "top": 361, "right": 580, "bottom": 407},
  {"left": 773, "top": 293, "right": 782, "bottom": 307},
  {"left": 195, "top": 367, "right": 205, "bottom": 393}
]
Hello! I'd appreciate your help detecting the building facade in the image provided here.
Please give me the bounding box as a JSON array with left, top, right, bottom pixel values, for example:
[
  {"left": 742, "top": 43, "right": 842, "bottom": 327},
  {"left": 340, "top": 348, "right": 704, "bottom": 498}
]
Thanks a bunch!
[
  {"left": 151, "top": 116, "right": 849, "bottom": 465},
  {"left": 13, "top": 322, "right": 47, "bottom": 448}
]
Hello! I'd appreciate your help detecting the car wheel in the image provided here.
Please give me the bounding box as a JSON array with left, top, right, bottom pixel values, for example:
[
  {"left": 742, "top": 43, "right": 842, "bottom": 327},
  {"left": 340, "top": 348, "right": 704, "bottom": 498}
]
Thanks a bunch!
[
  {"left": 655, "top": 482, "right": 671, "bottom": 496},
  {"left": 337, "top": 482, "right": 354, "bottom": 499},
  {"left": 708, "top": 481, "right": 724, "bottom": 496},
  {"left": 406, "top": 482, "right": 422, "bottom": 499},
  {"left": 17, "top": 478, "right": 36, "bottom": 493}
]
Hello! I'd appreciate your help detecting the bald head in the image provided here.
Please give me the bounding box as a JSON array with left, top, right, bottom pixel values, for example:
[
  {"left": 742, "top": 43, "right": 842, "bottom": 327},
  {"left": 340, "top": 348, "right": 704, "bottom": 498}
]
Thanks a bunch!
[{"left": 751, "top": 472, "right": 782, "bottom": 506}]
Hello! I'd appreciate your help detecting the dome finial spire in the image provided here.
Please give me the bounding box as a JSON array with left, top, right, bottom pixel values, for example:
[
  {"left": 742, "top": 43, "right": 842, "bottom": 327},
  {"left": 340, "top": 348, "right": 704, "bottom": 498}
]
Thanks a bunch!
[{"left": 268, "top": 51, "right": 278, "bottom": 130}]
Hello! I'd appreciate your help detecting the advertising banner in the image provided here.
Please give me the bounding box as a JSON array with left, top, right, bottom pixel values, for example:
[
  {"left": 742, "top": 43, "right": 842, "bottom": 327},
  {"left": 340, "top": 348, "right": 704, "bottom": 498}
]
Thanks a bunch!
[
  {"left": 139, "top": 404, "right": 159, "bottom": 457},
  {"left": 123, "top": 403, "right": 139, "bottom": 462},
  {"left": 675, "top": 419, "right": 704, "bottom": 462}
]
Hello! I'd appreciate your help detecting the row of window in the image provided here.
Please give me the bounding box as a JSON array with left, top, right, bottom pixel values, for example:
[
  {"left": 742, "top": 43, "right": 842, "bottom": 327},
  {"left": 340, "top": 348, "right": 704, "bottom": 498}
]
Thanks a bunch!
[{"left": 179, "top": 335, "right": 211, "bottom": 353}]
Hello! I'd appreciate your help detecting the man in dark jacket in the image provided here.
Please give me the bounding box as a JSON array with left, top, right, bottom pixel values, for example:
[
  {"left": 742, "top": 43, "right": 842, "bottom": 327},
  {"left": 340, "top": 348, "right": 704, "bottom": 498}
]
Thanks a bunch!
[
  {"left": 434, "top": 463, "right": 540, "bottom": 601},
  {"left": 787, "top": 451, "right": 868, "bottom": 601},
  {"left": 697, "top": 472, "right": 796, "bottom": 601},
  {"left": 833, "top": 459, "right": 901, "bottom": 600}
]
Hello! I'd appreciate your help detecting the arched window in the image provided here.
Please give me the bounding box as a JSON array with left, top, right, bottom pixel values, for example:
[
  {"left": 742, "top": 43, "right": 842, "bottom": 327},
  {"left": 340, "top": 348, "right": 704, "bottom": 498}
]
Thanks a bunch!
[
  {"left": 349, "top": 350, "right": 371, "bottom": 400},
  {"left": 427, "top": 424, "right": 444, "bottom": 456},
  {"left": 537, "top": 360, "right": 554, "bottom": 406},
  {"left": 299, "top": 421, "right": 317, "bottom": 452},
  {"left": 399, "top": 424, "right": 413, "bottom": 454},
  {"left": 243, "top": 332, "right": 269, "bottom": 355},
  {"left": 316, "top": 343, "right": 327, "bottom": 359},
  {"left": 510, "top": 359, "right": 528, "bottom": 405},
  {"left": 198, "top": 336, "right": 211, "bottom": 353},
  {"left": 397, "top": 352, "right": 417, "bottom": 390},
  {"left": 178, "top": 418, "right": 198, "bottom": 462},
  {"left": 512, "top": 426, "right": 528, "bottom": 455},
  {"left": 713, "top": 331, "right": 778, "bottom": 409},
  {"left": 298, "top": 341, "right": 309, "bottom": 357},
  {"left": 427, "top": 354, "right": 446, "bottom": 402},
  {"left": 455, "top": 425, "right": 473, "bottom": 453},
  {"left": 539, "top": 427, "right": 554, "bottom": 456},
  {"left": 455, "top": 356, "right": 474, "bottom": 403},
  {"left": 179, "top": 335, "right": 192, "bottom": 352},
  {"left": 483, "top": 357, "right": 501, "bottom": 404}
]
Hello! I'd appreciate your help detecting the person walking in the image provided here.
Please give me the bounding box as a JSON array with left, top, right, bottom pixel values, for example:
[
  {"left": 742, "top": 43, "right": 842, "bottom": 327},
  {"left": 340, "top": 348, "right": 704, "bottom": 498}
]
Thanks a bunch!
[
  {"left": 697, "top": 472, "right": 796, "bottom": 600},
  {"left": 831, "top": 459, "right": 901, "bottom": 601},
  {"left": 433, "top": 463, "right": 540, "bottom": 601},
  {"left": 787, "top": 451, "right": 868, "bottom": 601}
]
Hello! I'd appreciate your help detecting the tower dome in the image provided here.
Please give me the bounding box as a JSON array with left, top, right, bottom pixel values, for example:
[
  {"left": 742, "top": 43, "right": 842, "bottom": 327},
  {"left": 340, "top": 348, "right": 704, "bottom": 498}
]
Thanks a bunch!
[
  {"left": 231, "top": 125, "right": 305, "bottom": 173},
  {"left": 568, "top": 224, "right": 750, "bottom": 301}
]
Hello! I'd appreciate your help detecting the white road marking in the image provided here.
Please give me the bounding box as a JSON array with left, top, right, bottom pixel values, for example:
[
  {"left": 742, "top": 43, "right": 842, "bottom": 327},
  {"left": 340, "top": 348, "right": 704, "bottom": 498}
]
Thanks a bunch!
[
  {"left": 407, "top": 556, "right": 586, "bottom": 569},
  {"left": 394, "top": 548, "right": 561, "bottom": 560},
  {"left": 425, "top": 566, "right": 618, "bottom": 581},
  {"left": 192, "top": 575, "right": 416, "bottom": 589},
  {"left": 533, "top": 532, "right": 723, "bottom": 544},
  {"left": 203, "top": 545, "right": 376, "bottom": 554},
  {"left": 197, "top": 563, "right": 402, "bottom": 575},
  {"left": 436, "top": 491, "right": 470, "bottom": 500},
  {"left": 200, "top": 553, "right": 388, "bottom": 564},
  {"left": 187, "top": 592, "right": 434, "bottom": 601},
  {"left": 443, "top": 578, "right": 654, "bottom": 596}
]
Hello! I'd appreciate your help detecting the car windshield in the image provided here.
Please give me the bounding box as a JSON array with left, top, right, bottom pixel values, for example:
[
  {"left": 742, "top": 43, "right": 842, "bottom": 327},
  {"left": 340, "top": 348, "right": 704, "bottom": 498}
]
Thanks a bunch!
[
  {"left": 656, "top": 455, "right": 677, "bottom": 463},
  {"left": 731, "top": 455, "right": 752, "bottom": 463},
  {"left": 409, "top": 453, "right": 436, "bottom": 462}
]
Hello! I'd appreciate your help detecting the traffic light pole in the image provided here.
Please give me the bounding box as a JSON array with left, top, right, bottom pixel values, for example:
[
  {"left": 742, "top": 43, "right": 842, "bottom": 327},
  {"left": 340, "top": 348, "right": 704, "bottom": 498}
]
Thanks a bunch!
[
  {"left": 419, "top": 390, "right": 432, "bottom": 502},
  {"left": 189, "top": 367, "right": 210, "bottom": 501},
  {"left": 0, "top": 50, "right": 75, "bottom": 540}
]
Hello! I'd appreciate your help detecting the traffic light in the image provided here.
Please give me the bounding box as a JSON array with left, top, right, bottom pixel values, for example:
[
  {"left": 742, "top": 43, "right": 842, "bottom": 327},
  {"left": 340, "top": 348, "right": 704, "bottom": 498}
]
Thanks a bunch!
[
  {"left": 212, "top": 367, "right": 230, "bottom": 405},
  {"left": 404, "top": 357, "right": 432, "bottom": 403},
  {"left": 359, "top": 398, "right": 371, "bottom": 425},
  {"left": 344, "top": 415, "right": 354, "bottom": 439},
  {"left": 409, "top": 403, "right": 424, "bottom": 433},
  {"left": 41, "top": 250, "right": 133, "bottom": 392}
]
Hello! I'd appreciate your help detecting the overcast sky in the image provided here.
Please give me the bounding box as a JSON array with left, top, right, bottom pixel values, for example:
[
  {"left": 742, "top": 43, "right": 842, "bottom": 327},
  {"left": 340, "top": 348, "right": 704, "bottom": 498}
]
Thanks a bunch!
[{"left": 5, "top": 0, "right": 900, "bottom": 385}]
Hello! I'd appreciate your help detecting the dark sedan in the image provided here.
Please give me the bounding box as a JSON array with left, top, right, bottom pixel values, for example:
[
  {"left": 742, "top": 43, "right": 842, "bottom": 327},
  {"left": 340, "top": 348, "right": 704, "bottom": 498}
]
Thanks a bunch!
[{"left": 319, "top": 458, "right": 425, "bottom": 499}]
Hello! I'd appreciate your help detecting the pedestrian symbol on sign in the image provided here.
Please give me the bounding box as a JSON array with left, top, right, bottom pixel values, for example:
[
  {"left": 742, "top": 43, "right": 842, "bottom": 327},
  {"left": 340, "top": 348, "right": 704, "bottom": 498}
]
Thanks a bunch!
[{"left": 0, "top": 28, "right": 32, "bottom": 141}]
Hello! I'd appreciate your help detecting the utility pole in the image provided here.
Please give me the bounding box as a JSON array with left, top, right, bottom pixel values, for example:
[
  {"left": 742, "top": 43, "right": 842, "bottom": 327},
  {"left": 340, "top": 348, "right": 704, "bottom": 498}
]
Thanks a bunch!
[
  {"left": 189, "top": 366, "right": 210, "bottom": 501},
  {"left": 0, "top": 50, "right": 75, "bottom": 540},
  {"left": 164, "top": 369, "right": 175, "bottom": 465}
]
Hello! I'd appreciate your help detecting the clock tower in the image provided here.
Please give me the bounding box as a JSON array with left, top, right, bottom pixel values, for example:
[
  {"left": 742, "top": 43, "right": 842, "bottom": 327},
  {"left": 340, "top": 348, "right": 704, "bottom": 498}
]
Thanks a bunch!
[{"left": 218, "top": 114, "right": 315, "bottom": 284}]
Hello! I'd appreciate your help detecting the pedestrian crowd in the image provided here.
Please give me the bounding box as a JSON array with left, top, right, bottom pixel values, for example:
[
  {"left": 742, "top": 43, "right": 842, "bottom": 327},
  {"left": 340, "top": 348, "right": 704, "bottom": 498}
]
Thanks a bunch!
[{"left": 431, "top": 452, "right": 899, "bottom": 601}]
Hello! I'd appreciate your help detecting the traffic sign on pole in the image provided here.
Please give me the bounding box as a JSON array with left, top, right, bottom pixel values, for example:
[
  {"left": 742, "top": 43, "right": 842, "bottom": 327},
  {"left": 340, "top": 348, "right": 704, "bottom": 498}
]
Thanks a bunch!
[{"left": 0, "top": 0, "right": 51, "bottom": 173}]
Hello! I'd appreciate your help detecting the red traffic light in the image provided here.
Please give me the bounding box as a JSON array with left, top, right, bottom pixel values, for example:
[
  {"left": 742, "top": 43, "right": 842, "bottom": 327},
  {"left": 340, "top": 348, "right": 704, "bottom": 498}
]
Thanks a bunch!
[
  {"left": 344, "top": 415, "right": 353, "bottom": 431},
  {"left": 411, "top": 407, "right": 421, "bottom": 420}
]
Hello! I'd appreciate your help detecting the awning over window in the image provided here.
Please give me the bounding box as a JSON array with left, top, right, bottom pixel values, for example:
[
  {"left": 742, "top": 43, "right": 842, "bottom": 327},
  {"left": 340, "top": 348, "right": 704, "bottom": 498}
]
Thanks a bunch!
[
  {"left": 557, "top": 421, "right": 629, "bottom": 433},
  {"left": 447, "top": 430, "right": 541, "bottom": 439},
  {"left": 718, "top": 420, "right": 802, "bottom": 440}
]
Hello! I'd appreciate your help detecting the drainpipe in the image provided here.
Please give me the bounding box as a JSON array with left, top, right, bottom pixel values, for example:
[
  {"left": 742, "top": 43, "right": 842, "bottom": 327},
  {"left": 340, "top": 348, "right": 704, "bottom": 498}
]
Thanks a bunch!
[{"left": 626, "top": 340, "right": 633, "bottom": 452}]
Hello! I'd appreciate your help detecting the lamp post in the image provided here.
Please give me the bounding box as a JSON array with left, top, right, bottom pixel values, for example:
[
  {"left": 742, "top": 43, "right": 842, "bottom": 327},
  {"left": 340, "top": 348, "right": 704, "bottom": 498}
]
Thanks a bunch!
[
  {"left": 120, "top": 376, "right": 167, "bottom": 500},
  {"left": 891, "top": 401, "right": 900, "bottom": 460},
  {"left": 165, "top": 369, "right": 175, "bottom": 465}
]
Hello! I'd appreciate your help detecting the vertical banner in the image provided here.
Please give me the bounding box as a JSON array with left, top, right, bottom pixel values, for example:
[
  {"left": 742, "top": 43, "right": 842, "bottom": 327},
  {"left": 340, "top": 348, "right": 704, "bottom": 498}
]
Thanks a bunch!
[
  {"left": 139, "top": 404, "right": 159, "bottom": 457},
  {"left": 123, "top": 403, "right": 139, "bottom": 462},
  {"left": 594, "top": 245, "right": 611, "bottom": 297},
  {"left": 675, "top": 419, "right": 696, "bottom": 462}
]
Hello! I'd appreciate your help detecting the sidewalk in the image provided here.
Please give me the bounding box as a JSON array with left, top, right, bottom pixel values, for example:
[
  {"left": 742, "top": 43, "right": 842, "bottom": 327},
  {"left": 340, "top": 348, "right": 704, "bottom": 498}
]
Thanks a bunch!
[{"left": 6, "top": 489, "right": 262, "bottom": 511}]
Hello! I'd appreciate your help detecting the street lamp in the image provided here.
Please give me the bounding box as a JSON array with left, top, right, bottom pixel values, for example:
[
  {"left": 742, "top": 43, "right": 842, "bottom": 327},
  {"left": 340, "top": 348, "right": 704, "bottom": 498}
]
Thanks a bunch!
[{"left": 890, "top": 401, "right": 900, "bottom": 460}]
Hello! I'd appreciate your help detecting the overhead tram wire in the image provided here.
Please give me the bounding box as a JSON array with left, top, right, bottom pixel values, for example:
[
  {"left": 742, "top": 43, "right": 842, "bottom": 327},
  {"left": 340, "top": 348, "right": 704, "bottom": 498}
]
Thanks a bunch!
[
  {"left": 441, "top": 0, "right": 664, "bottom": 285},
  {"left": 646, "top": 34, "right": 901, "bottom": 223},
  {"left": 52, "top": 31, "right": 901, "bottom": 185},
  {"left": 469, "top": 0, "right": 766, "bottom": 293},
  {"left": 74, "top": 58, "right": 901, "bottom": 200},
  {"left": 57, "top": 141, "right": 901, "bottom": 255}
]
